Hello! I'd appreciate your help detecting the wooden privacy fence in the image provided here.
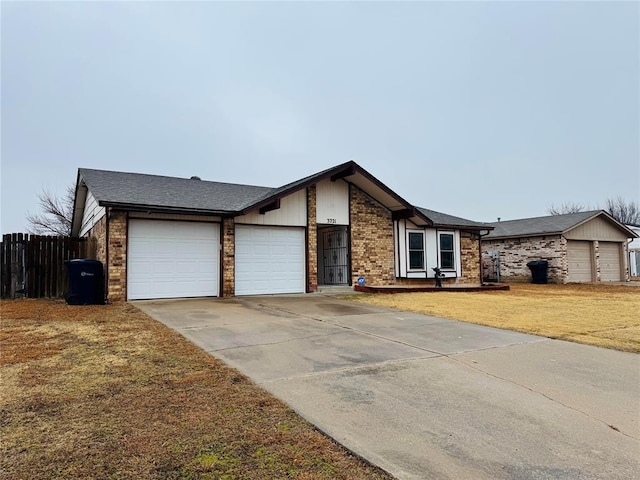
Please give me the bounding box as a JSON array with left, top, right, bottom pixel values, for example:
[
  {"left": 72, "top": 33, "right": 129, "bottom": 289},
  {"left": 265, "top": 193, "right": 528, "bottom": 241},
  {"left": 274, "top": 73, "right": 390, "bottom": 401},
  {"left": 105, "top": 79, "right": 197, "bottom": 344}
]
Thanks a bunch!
[{"left": 1, "top": 234, "right": 97, "bottom": 299}]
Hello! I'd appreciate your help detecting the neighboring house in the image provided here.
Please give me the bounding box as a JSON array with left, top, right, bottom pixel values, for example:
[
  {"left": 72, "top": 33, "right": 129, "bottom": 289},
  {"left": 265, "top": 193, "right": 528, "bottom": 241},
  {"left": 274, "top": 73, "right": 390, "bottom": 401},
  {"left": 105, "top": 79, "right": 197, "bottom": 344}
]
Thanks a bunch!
[
  {"left": 628, "top": 225, "right": 640, "bottom": 277},
  {"left": 70, "top": 161, "right": 491, "bottom": 301},
  {"left": 481, "top": 211, "right": 638, "bottom": 283}
]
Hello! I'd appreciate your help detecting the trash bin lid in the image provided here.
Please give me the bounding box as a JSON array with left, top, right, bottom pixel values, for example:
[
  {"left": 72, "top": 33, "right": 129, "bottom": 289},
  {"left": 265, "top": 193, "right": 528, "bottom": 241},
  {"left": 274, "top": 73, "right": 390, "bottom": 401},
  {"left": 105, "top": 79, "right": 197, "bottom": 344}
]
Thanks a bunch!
[
  {"left": 66, "top": 258, "right": 102, "bottom": 265},
  {"left": 527, "top": 260, "right": 548, "bottom": 267}
]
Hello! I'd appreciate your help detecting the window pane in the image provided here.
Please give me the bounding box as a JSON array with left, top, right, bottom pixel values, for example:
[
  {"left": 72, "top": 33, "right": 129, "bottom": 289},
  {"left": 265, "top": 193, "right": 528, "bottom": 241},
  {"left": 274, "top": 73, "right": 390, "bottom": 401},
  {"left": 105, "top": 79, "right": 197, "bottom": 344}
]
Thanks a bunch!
[
  {"left": 409, "top": 232, "right": 423, "bottom": 250},
  {"left": 440, "top": 234, "right": 453, "bottom": 251},
  {"left": 441, "top": 251, "right": 454, "bottom": 269},
  {"left": 409, "top": 251, "right": 424, "bottom": 269}
]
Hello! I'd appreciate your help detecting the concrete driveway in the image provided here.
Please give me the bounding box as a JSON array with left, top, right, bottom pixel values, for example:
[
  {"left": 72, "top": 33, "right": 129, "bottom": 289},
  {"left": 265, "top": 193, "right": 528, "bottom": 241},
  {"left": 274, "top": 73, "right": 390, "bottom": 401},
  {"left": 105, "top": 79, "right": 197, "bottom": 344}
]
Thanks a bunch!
[{"left": 136, "top": 295, "right": 640, "bottom": 480}]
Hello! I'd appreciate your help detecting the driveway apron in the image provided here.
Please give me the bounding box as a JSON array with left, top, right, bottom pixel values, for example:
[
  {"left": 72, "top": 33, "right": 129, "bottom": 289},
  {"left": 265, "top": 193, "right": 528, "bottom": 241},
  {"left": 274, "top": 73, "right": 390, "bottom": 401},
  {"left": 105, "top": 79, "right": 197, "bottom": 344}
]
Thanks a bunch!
[{"left": 136, "top": 295, "right": 640, "bottom": 480}]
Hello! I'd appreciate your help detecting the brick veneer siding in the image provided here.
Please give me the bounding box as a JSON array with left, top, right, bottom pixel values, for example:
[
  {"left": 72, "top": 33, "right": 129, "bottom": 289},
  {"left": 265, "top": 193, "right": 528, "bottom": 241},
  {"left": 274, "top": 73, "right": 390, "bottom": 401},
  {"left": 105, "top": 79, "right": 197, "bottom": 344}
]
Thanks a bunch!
[
  {"left": 107, "top": 211, "right": 128, "bottom": 301},
  {"left": 592, "top": 241, "right": 601, "bottom": 283},
  {"left": 350, "top": 186, "right": 395, "bottom": 285},
  {"left": 482, "top": 235, "right": 567, "bottom": 283},
  {"left": 87, "top": 214, "right": 108, "bottom": 300},
  {"left": 87, "top": 214, "right": 107, "bottom": 266},
  {"left": 222, "top": 218, "right": 235, "bottom": 297},
  {"left": 307, "top": 185, "right": 318, "bottom": 292},
  {"left": 460, "top": 231, "right": 481, "bottom": 284}
]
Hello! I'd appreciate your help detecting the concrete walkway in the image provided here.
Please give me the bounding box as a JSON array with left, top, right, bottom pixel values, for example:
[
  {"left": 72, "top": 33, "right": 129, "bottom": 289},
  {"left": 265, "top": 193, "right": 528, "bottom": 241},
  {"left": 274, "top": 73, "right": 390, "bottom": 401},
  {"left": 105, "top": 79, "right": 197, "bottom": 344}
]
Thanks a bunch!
[{"left": 136, "top": 295, "right": 640, "bottom": 480}]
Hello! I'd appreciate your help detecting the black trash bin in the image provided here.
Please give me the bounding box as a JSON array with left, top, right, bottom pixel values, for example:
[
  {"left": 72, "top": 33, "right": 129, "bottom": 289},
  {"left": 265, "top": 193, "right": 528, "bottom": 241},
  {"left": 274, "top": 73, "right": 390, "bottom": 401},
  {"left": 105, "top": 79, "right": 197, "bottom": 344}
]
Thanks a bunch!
[
  {"left": 526, "top": 260, "right": 549, "bottom": 284},
  {"left": 66, "top": 259, "right": 104, "bottom": 305}
]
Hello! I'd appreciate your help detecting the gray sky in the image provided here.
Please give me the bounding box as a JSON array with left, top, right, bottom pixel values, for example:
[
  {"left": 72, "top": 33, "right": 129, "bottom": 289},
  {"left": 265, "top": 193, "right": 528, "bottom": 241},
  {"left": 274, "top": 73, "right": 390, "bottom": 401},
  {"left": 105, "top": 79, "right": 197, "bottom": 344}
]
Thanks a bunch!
[{"left": 2, "top": 1, "right": 638, "bottom": 234}]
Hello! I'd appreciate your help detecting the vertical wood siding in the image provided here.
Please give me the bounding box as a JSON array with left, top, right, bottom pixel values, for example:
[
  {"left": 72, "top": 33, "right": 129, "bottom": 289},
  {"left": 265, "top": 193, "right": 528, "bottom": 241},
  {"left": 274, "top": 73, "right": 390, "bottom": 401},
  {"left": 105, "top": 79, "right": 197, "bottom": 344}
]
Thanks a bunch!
[
  {"left": 316, "top": 178, "right": 349, "bottom": 225},
  {"left": 235, "top": 190, "right": 307, "bottom": 226},
  {"left": 79, "top": 190, "right": 106, "bottom": 237},
  {"left": 564, "top": 216, "right": 629, "bottom": 241}
]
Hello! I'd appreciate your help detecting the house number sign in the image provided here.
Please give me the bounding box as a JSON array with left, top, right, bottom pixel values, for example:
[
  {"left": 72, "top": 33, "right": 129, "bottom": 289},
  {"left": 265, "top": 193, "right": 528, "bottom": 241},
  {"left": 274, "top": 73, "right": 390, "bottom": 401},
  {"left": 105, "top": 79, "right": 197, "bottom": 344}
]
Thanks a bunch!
[{"left": 326, "top": 218, "right": 337, "bottom": 224}]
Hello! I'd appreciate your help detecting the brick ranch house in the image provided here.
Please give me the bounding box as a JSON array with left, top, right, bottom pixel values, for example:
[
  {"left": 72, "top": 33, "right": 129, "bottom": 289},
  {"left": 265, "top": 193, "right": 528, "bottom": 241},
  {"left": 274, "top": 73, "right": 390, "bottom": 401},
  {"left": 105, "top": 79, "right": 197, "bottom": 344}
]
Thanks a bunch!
[
  {"left": 481, "top": 211, "right": 638, "bottom": 283},
  {"left": 70, "top": 161, "right": 492, "bottom": 301}
]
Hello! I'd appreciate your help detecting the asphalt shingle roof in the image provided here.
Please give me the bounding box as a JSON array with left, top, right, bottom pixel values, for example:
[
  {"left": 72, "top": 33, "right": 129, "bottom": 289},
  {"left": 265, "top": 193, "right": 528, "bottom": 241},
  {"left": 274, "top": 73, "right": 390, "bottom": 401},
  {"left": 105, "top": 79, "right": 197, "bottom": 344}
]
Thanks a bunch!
[
  {"left": 485, "top": 211, "right": 601, "bottom": 238},
  {"left": 79, "top": 168, "right": 274, "bottom": 213},
  {"left": 78, "top": 165, "right": 490, "bottom": 232},
  {"left": 416, "top": 207, "right": 490, "bottom": 229}
]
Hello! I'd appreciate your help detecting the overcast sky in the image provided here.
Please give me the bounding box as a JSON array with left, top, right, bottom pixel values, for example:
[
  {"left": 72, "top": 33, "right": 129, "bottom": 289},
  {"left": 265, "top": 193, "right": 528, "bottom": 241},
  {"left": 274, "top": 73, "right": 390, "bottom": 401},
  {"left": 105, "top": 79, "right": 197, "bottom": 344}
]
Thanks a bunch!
[{"left": 2, "top": 1, "right": 638, "bottom": 234}]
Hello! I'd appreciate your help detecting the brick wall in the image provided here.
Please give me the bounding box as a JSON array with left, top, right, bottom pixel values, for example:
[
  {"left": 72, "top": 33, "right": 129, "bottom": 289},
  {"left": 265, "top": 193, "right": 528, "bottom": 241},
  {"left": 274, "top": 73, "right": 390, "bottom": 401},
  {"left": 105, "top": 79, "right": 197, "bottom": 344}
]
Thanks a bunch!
[
  {"left": 482, "top": 235, "right": 566, "bottom": 283},
  {"left": 307, "top": 185, "right": 318, "bottom": 292},
  {"left": 222, "top": 218, "right": 235, "bottom": 297},
  {"left": 350, "top": 186, "right": 395, "bottom": 285},
  {"left": 88, "top": 214, "right": 107, "bottom": 266},
  {"left": 87, "top": 214, "right": 108, "bottom": 300},
  {"left": 460, "top": 231, "right": 481, "bottom": 284},
  {"left": 107, "top": 211, "right": 127, "bottom": 301}
]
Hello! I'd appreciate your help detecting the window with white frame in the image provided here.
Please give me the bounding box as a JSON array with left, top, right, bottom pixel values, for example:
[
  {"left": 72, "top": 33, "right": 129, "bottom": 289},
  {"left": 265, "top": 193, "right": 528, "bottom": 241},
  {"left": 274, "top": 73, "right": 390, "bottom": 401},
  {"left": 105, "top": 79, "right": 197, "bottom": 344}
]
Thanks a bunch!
[
  {"left": 408, "top": 231, "right": 425, "bottom": 270},
  {"left": 439, "top": 232, "right": 455, "bottom": 269}
]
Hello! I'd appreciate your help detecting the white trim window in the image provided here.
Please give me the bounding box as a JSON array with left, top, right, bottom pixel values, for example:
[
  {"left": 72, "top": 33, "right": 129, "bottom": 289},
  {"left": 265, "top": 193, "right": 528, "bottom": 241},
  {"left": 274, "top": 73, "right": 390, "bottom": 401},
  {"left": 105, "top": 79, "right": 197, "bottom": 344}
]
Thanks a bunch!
[
  {"left": 438, "top": 232, "right": 455, "bottom": 270},
  {"left": 407, "top": 231, "right": 425, "bottom": 271}
]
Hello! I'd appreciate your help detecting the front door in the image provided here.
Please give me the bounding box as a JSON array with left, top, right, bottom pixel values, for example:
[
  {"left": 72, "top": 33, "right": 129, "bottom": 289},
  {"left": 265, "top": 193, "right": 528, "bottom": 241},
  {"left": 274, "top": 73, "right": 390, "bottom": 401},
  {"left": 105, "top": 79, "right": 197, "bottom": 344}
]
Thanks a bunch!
[{"left": 318, "top": 226, "right": 350, "bottom": 285}]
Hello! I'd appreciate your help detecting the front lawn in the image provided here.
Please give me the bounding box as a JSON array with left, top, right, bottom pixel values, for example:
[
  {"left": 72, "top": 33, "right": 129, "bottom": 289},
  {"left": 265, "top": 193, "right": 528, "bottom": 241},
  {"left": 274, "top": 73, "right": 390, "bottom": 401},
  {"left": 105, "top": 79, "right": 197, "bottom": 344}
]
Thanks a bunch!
[
  {"left": 350, "top": 283, "right": 640, "bottom": 353},
  {"left": 0, "top": 299, "right": 390, "bottom": 480}
]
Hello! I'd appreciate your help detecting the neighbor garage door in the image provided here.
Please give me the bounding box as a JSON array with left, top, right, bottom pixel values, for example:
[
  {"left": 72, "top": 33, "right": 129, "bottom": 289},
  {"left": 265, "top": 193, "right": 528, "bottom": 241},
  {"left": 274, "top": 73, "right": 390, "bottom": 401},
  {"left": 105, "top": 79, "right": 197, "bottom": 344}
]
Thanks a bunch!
[
  {"left": 235, "top": 225, "right": 305, "bottom": 295},
  {"left": 567, "top": 240, "right": 593, "bottom": 283},
  {"left": 128, "top": 220, "right": 219, "bottom": 300},
  {"left": 599, "top": 242, "right": 622, "bottom": 282}
]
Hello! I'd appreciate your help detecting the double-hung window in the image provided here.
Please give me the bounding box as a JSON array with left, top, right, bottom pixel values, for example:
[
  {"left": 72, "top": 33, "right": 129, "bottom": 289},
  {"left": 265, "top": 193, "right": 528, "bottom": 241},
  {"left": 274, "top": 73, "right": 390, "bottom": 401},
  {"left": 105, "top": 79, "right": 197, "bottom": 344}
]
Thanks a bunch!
[
  {"left": 408, "top": 231, "right": 425, "bottom": 270},
  {"left": 439, "top": 232, "right": 455, "bottom": 269}
]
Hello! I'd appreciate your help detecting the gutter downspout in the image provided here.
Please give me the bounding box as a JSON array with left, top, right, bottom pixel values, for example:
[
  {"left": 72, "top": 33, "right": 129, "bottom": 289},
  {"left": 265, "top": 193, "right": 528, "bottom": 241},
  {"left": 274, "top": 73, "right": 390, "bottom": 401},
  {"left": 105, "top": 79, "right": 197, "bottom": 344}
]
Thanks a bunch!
[
  {"left": 105, "top": 207, "right": 110, "bottom": 303},
  {"left": 627, "top": 238, "right": 634, "bottom": 281}
]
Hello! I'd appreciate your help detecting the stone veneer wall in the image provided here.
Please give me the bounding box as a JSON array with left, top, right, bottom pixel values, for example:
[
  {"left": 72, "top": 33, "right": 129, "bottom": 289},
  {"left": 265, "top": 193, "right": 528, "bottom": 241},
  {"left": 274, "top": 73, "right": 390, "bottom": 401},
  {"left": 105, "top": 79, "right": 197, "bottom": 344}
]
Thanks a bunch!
[
  {"left": 222, "top": 218, "right": 235, "bottom": 297},
  {"left": 460, "top": 231, "right": 481, "bottom": 284},
  {"left": 307, "top": 185, "right": 318, "bottom": 292},
  {"left": 481, "top": 235, "right": 567, "bottom": 283},
  {"left": 350, "top": 186, "right": 395, "bottom": 285},
  {"left": 107, "top": 211, "right": 128, "bottom": 301}
]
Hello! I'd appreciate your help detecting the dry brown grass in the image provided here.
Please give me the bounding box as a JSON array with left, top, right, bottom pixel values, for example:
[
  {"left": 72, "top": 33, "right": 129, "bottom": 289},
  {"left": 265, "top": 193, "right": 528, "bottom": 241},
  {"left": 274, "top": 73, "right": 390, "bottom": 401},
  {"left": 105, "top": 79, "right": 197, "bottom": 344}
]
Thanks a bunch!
[
  {"left": 351, "top": 283, "right": 640, "bottom": 353},
  {"left": 0, "top": 299, "right": 390, "bottom": 480}
]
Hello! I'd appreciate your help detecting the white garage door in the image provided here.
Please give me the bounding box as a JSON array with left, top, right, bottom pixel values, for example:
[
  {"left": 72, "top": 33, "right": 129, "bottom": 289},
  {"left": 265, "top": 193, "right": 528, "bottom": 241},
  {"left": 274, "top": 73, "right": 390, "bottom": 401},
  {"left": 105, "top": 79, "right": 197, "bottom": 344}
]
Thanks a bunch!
[
  {"left": 235, "top": 225, "right": 305, "bottom": 295},
  {"left": 128, "top": 220, "right": 219, "bottom": 300},
  {"left": 599, "top": 242, "right": 622, "bottom": 282},
  {"left": 567, "top": 241, "right": 593, "bottom": 283}
]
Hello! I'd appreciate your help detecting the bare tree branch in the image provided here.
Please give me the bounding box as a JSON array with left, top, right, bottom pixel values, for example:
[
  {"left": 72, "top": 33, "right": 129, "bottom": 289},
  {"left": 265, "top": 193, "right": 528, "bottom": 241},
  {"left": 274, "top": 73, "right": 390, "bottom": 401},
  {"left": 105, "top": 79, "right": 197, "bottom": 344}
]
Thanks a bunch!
[
  {"left": 546, "top": 202, "right": 589, "bottom": 215},
  {"left": 26, "top": 185, "right": 75, "bottom": 236},
  {"left": 604, "top": 197, "right": 640, "bottom": 225}
]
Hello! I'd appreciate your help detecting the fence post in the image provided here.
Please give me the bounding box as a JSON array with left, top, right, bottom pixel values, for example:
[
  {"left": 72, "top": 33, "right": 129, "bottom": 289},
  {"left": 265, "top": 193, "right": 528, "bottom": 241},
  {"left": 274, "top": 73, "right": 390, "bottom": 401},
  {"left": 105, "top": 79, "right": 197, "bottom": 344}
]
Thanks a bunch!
[{"left": 1, "top": 235, "right": 9, "bottom": 298}]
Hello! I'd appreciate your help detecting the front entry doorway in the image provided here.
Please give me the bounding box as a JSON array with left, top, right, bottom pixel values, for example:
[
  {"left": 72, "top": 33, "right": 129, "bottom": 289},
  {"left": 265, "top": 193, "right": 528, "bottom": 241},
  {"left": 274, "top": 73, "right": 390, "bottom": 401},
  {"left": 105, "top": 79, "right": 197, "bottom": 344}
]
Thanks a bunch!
[{"left": 318, "top": 226, "right": 350, "bottom": 285}]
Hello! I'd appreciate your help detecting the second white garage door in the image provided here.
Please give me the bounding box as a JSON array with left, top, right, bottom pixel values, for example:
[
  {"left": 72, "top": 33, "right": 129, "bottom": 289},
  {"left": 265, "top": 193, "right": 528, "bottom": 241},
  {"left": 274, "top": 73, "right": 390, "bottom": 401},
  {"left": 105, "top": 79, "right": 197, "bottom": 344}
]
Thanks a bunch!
[
  {"left": 599, "top": 242, "right": 622, "bottom": 282},
  {"left": 235, "top": 225, "right": 305, "bottom": 295}
]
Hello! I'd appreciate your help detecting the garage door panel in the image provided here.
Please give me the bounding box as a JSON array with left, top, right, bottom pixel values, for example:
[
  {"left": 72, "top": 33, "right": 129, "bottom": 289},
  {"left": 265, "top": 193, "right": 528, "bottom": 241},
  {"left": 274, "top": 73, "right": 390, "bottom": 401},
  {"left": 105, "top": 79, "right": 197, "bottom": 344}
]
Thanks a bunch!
[
  {"left": 235, "top": 226, "right": 305, "bottom": 295},
  {"left": 567, "top": 241, "right": 592, "bottom": 283},
  {"left": 599, "top": 242, "right": 621, "bottom": 282},
  {"left": 128, "top": 220, "right": 219, "bottom": 300}
]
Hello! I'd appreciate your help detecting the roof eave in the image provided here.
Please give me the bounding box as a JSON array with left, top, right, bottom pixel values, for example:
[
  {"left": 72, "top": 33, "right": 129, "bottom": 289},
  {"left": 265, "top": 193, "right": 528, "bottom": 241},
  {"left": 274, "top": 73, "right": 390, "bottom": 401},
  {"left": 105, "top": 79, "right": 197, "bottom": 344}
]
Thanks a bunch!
[
  {"left": 484, "top": 231, "right": 564, "bottom": 241},
  {"left": 239, "top": 161, "right": 433, "bottom": 225},
  {"left": 432, "top": 224, "right": 494, "bottom": 231},
  {"left": 98, "top": 201, "right": 236, "bottom": 217},
  {"left": 238, "top": 161, "right": 356, "bottom": 215},
  {"left": 70, "top": 170, "right": 86, "bottom": 237}
]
